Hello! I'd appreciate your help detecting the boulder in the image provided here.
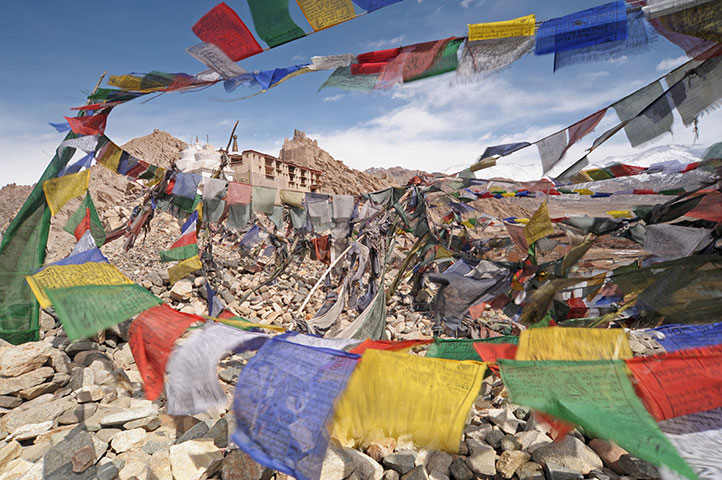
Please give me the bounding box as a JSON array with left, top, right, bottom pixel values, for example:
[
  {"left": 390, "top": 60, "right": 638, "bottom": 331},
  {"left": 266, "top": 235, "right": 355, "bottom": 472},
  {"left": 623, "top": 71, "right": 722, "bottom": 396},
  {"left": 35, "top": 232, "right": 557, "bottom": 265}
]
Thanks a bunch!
[
  {"left": 0, "top": 366, "right": 54, "bottom": 395},
  {"left": 0, "top": 341, "right": 52, "bottom": 377},
  {"left": 532, "top": 436, "right": 603, "bottom": 475},
  {"left": 221, "top": 449, "right": 267, "bottom": 480},
  {"left": 110, "top": 428, "right": 146, "bottom": 453},
  {"left": 147, "top": 450, "right": 173, "bottom": 480},
  {"left": 169, "top": 439, "right": 223, "bottom": 480},
  {"left": 588, "top": 439, "right": 627, "bottom": 473},
  {"left": 383, "top": 451, "right": 417, "bottom": 475},
  {"left": 497, "top": 450, "right": 531, "bottom": 479}
]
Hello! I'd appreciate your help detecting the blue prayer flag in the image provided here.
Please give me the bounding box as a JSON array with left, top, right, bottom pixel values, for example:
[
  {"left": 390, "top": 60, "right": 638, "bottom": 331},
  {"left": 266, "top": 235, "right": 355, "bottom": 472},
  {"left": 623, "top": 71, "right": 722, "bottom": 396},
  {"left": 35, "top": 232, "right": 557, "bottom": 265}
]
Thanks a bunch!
[
  {"left": 232, "top": 338, "right": 359, "bottom": 480},
  {"left": 535, "top": 1, "right": 628, "bottom": 55},
  {"left": 352, "top": 0, "right": 402, "bottom": 12},
  {"left": 651, "top": 322, "right": 722, "bottom": 352},
  {"left": 36, "top": 248, "right": 108, "bottom": 273},
  {"left": 480, "top": 142, "right": 531, "bottom": 160},
  {"left": 58, "top": 153, "right": 94, "bottom": 177},
  {"left": 172, "top": 172, "right": 202, "bottom": 199},
  {"left": 49, "top": 121, "right": 71, "bottom": 132},
  {"left": 253, "top": 65, "right": 304, "bottom": 90}
]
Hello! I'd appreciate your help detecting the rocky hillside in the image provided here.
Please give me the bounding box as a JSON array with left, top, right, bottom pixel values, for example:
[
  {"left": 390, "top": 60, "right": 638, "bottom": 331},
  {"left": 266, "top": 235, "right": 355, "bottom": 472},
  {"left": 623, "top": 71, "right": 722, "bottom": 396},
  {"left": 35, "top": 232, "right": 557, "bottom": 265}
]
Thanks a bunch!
[
  {"left": 0, "top": 184, "right": 33, "bottom": 231},
  {"left": 279, "top": 130, "right": 394, "bottom": 194},
  {"left": 365, "top": 166, "right": 437, "bottom": 186}
]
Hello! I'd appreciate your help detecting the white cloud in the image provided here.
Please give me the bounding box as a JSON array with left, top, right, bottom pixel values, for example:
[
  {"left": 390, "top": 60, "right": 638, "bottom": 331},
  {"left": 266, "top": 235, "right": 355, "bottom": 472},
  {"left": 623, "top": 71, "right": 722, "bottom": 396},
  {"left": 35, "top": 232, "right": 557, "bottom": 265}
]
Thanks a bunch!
[
  {"left": 364, "top": 35, "right": 406, "bottom": 50},
  {"left": 322, "top": 94, "right": 345, "bottom": 102},
  {"left": 656, "top": 55, "right": 688, "bottom": 72}
]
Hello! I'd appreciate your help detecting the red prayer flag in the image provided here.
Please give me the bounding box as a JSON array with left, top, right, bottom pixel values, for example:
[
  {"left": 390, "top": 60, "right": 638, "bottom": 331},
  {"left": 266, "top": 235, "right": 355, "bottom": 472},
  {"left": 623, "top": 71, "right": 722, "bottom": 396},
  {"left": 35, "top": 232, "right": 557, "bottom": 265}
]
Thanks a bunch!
[
  {"left": 566, "top": 297, "right": 587, "bottom": 319},
  {"left": 192, "top": 2, "right": 263, "bottom": 62},
  {"left": 566, "top": 109, "right": 607, "bottom": 147},
  {"left": 468, "top": 302, "right": 487, "bottom": 320},
  {"left": 350, "top": 339, "right": 432, "bottom": 355},
  {"left": 357, "top": 48, "right": 401, "bottom": 63},
  {"left": 626, "top": 345, "right": 722, "bottom": 421},
  {"left": 74, "top": 208, "right": 91, "bottom": 241},
  {"left": 686, "top": 192, "right": 722, "bottom": 222},
  {"left": 351, "top": 62, "right": 389, "bottom": 75},
  {"left": 128, "top": 304, "right": 205, "bottom": 400},
  {"left": 607, "top": 163, "right": 647, "bottom": 177},
  {"left": 64, "top": 110, "right": 110, "bottom": 135},
  {"left": 473, "top": 342, "right": 517, "bottom": 364}
]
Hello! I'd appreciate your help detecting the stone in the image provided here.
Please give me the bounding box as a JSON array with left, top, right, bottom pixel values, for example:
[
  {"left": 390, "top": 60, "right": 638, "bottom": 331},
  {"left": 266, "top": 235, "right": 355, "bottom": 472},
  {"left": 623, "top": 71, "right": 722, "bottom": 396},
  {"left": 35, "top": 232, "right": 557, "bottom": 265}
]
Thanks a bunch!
[
  {"left": 48, "top": 349, "right": 72, "bottom": 375},
  {"left": 515, "top": 430, "right": 552, "bottom": 453},
  {"left": 170, "top": 280, "right": 193, "bottom": 301},
  {"left": 0, "top": 396, "right": 21, "bottom": 409},
  {"left": 0, "top": 396, "right": 74, "bottom": 432},
  {"left": 346, "top": 447, "right": 384, "bottom": 480},
  {"left": 57, "top": 403, "right": 98, "bottom": 425},
  {"left": 0, "top": 440, "right": 21, "bottom": 471},
  {"left": 65, "top": 341, "right": 103, "bottom": 357},
  {"left": 449, "top": 457, "right": 473, "bottom": 480},
  {"left": 111, "top": 428, "right": 146, "bottom": 453},
  {"left": 320, "top": 444, "right": 383, "bottom": 480},
  {"left": 96, "top": 460, "right": 120, "bottom": 480},
  {"left": 207, "top": 416, "right": 229, "bottom": 448},
  {"left": 544, "top": 462, "right": 584, "bottom": 480},
  {"left": 532, "top": 435, "right": 603, "bottom": 475},
  {"left": 617, "top": 454, "right": 660, "bottom": 479},
  {"left": 366, "top": 437, "right": 396, "bottom": 461},
  {"left": 170, "top": 439, "right": 223, "bottom": 480},
  {"left": 383, "top": 471, "right": 401, "bottom": 480},
  {"left": 401, "top": 466, "right": 429, "bottom": 480},
  {"left": 428, "top": 472, "right": 449, "bottom": 480},
  {"left": 426, "top": 451, "right": 453, "bottom": 475},
  {"left": 9, "top": 421, "right": 53, "bottom": 441},
  {"left": 517, "top": 462, "right": 546, "bottom": 480},
  {"left": 100, "top": 406, "right": 157, "bottom": 426},
  {"left": 500, "top": 434, "right": 522, "bottom": 451},
  {"left": 116, "top": 450, "right": 150, "bottom": 480},
  {"left": 0, "top": 341, "right": 52, "bottom": 377},
  {"left": 485, "top": 429, "right": 505, "bottom": 448},
  {"left": 124, "top": 415, "right": 161, "bottom": 432},
  {"left": 20, "top": 442, "right": 52, "bottom": 463},
  {"left": 0, "top": 457, "right": 34, "bottom": 479},
  {"left": 173, "top": 419, "right": 209, "bottom": 444},
  {"left": 16, "top": 458, "right": 44, "bottom": 480},
  {"left": 72, "top": 446, "right": 97, "bottom": 473},
  {"left": 68, "top": 367, "right": 95, "bottom": 391},
  {"left": 589, "top": 439, "right": 627, "bottom": 473},
  {"left": 463, "top": 423, "right": 492, "bottom": 444},
  {"left": 465, "top": 439, "right": 497, "bottom": 477},
  {"left": 42, "top": 430, "right": 104, "bottom": 480},
  {"left": 221, "top": 449, "right": 266, "bottom": 480},
  {"left": 497, "top": 450, "right": 531, "bottom": 479},
  {"left": 148, "top": 450, "right": 173, "bottom": 480},
  {"left": 488, "top": 407, "right": 524, "bottom": 434},
  {"left": 0, "top": 366, "right": 54, "bottom": 395},
  {"left": 383, "top": 451, "right": 417, "bottom": 475},
  {"left": 76, "top": 385, "right": 105, "bottom": 403},
  {"left": 96, "top": 428, "right": 122, "bottom": 444},
  {"left": 74, "top": 350, "right": 112, "bottom": 367}
]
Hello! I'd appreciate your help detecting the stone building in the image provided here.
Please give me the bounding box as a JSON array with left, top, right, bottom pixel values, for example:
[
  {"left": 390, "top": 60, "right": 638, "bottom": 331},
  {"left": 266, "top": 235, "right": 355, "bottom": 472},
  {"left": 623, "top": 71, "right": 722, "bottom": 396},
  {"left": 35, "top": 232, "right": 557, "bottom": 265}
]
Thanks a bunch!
[{"left": 229, "top": 149, "right": 323, "bottom": 193}]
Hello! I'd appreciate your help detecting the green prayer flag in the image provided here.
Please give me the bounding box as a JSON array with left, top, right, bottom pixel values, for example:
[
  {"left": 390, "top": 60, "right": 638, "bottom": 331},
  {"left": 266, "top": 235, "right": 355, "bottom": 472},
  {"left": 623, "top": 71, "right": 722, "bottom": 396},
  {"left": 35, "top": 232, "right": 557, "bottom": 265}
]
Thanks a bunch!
[
  {"left": 426, "top": 336, "right": 519, "bottom": 361},
  {"left": 406, "top": 38, "right": 464, "bottom": 83},
  {"left": 0, "top": 130, "right": 79, "bottom": 344},
  {"left": 498, "top": 359, "right": 696, "bottom": 479},
  {"left": 46, "top": 284, "right": 161, "bottom": 341},
  {"left": 320, "top": 66, "right": 378, "bottom": 92},
  {"left": 63, "top": 193, "right": 106, "bottom": 246},
  {"left": 247, "top": 0, "right": 306, "bottom": 48},
  {"left": 159, "top": 244, "right": 198, "bottom": 263}
]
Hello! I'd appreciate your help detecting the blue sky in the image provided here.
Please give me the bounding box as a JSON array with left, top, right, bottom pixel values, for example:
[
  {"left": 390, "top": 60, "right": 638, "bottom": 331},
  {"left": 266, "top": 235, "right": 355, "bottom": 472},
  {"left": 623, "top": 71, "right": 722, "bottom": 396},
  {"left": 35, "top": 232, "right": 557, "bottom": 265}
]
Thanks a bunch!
[{"left": 1, "top": 0, "right": 719, "bottom": 186}]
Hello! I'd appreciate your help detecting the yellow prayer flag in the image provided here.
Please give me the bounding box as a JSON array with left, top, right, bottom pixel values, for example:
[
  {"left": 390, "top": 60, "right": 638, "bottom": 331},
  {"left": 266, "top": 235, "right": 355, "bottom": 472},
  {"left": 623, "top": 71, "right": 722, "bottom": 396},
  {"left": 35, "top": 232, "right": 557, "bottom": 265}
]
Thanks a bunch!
[
  {"left": 516, "top": 218, "right": 529, "bottom": 224},
  {"left": 108, "top": 75, "right": 165, "bottom": 93},
  {"left": 42, "top": 169, "right": 90, "bottom": 216},
  {"left": 203, "top": 316, "right": 285, "bottom": 333},
  {"left": 95, "top": 140, "right": 123, "bottom": 172},
  {"left": 26, "top": 262, "right": 133, "bottom": 309},
  {"left": 331, "top": 349, "right": 485, "bottom": 453},
  {"left": 607, "top": 210, "right": 633, "bottom": 218},
  {"left": 143, "top": 167, "right": 166, "bottom": 188},
  {"left": 586, "top": 272, "right": 608, "bottom": 301},
  {"left": 501, "top": 192, "right": 516, "bottom": 197},
  {"left": 280, "top": 189, "right": 305, "bottom": 208},
  {"left": 435, "top": 245, "right": 454, "bottom": 261},
  {"left": 570, "top": 171, "right": 594, "bottom": 184},
  {"left": 297, "top": 0, "right": 355, "bottom": 31},
  {"left": 573, "top": 188, "right": 594, "bottom": 195},
  {"left": 168, "top": 255, "right": 202, "bottom": 285},
  {"left": 524, "top": 201, "right": 554, "bottom": 245},
  {"left": 468, "top": 14, "right": 536, "bottom": 41},
  {"left": 516, "top": 327, "right": 633, "bottom": 361}
]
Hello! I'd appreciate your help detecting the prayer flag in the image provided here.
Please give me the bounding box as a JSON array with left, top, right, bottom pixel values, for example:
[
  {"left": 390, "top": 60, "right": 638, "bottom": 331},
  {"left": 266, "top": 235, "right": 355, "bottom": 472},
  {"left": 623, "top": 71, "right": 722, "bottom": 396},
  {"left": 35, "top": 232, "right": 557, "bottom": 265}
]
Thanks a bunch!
[
  {"left": 42, "top": 169, "right": 90, "bottom": 216},
  {"left": 64, "top": 110, "right": 110, "bottom": 136},
  {"left": 613, "top": 81, "right": 674, "bottom": 147},
  {"left": 49, "top": 121, "right": 71, "bottom": 133},
  {"left": 473, "top": 342, "right": 518, "bottom": 363},
  {"left": 233, "top": 338, "right": 359, "bottom": 480},
  {"left": 320, "top": 65, "right": 379, "bottom": 91},
  {"left": 26, "top": 262, "right": 133, "bottom": 309},
  {"left": 332, "top": 349, "right": 485, "bottom": 453},
  {"left": 626, "top": 345, "right": 722, "bottom": 421},
  {"left": 499, "top": 359, "right": 695, "bottom": 479},
  {"left": 160, "top": 211, "right": 198, "bottom": 263},
  {"left": 168, "top": 254, "right": 202, "bottom": 285},
  {"left": 58, "top": 152, "right": 93, "bottom": 177},
  {"left": 535, "top": 1, "right": 628, "bottom": 55},
  {"left": 37, "top": 248, "right": 108, "bottom": 272},
  {"left": 187, "top": 42, "right": 247, "bottom": 80},
  {"left": 226, "top": 182, "right": 252, "bottom": 205},
  {"left": 349, "top": 338, "right": 432, "bottom": 355},
  {"left": 351, "top": 0, "right": 401, "bottom": 12},
  {"left": 516, "top": 327, "right": 633, "bottom": 361},
  {"left": 47, "top": 284, "right": 161, "bottom": 342},
  {"left": 296, "top": 0, "right": 356, "bottom": 31},
  {"left": 651, "top": 321, "right": 722, "bottom": 352},
  {"left": 201, "top": 178, "right": 227, "bottom": 224},
  {"left": 252, "top": 185, "right": 278, "bottom": 215},
  {"left": 172, "top": 172, "right": 202, "bottom": 200},
  {"left": 247, "top": 0, "right": 306, "bottom": 48},
  {"left": 129, "top": 304, "right": 205, "bottom": 401},
  {"left": 192, "top": 2, "right": 263, "bottom": 61},
  {"left": 94, "top": 136, "right": 124, "bottom": 172},
  {"left": 536, "top": 130, "right": 568, "bottom": 173},
  {"left": 64, "top": 193, "right": 106, "bottom": 247},
  {"left": 457, "top": 36, "right": 534, "bottom": 80},
  {"left": 468, "top": 14, "right": 536, "bottom": 41},
  {"left": 426, "top": 336, "right": 519, "bottom": 361},
  {"left": 479, "top": 142, "right": 531, "bottom": 160},
  {"left": 659, "top": 407, "right": 722, "bottom": 478},
  {"left": 524, "top": 202, "right": 554, "bottom": 246}
]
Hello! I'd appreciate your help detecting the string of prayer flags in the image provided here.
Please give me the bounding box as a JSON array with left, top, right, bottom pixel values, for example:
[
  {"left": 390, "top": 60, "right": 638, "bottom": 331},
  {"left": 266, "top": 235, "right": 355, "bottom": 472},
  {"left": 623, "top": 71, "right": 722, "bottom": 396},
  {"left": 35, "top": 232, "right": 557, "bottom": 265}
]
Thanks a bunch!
[
  {"left": 498, "top": 359, "right": 696, "bottom": 479},
  {"left": 626, "top": 345, "right": 722, "bottom": 421},
  {"left": 524, "top": 202, "right": 554, "bottom": 246},
  {"left": 658, "top": 407, "right": 722, "bottom": 479},
  {"left": 321, "top": 65, "right": 379, "bottom": 91},
  {"left": 351, "top": 0, "right": 402, "bottom": 12},
  {"left": 128, "top": 304, "right": 205, "bottom": 401},
  {"left": 168, "top": 254, "right": 202, "bottom": 285},
  {"left": 457, "top": 36, "right": 534, "bottom": 81},
  {"left": 193, "top": 2, "right": 263, "bottom": 62},
  {"left": 63, "top": 192, "right": 106, "bottom": 247},
  {"left": 308, "top": 54, "right": 356, "bottom": 71},
  {"left": 64, "top": 109, "right": 110, "bottom": 136},
  {"left": 468, "top": 14, "right": 536, "bottom": 41},
  {"left": 186, "top": 43, "right": 247, "bottom": 80},
  {"left": 657, "top": 0, "right": 722, "bottom": 43},
  {"left": 297, "top": 0, "right": 355, "bottom": 31},
  {"left": 349, "top": 338, "right": 432, "bottom": 355},
  {"left": 665, "top": 55, "right": 722, "bottom": 127},
  {"left": 651, "top": 321, "right": 722, "bottom": 352},
  {"left": 47, "top": 284, "right": 161, "bottom": 342},
  {"left": 232, "top": 338, "right": 359, "bottom": 480},
  {"left": 352, "top": 47, "right": 401, "bottom": 75},
  {"left": 535, "top": 1, "right": 628, "bottom": 55},
  {"left": 515, "top": 327, "right": 633, "bottom": 361},
  {"left": 425, "top": 336, "right": 518, "bottom": 361},
  {"left": 166, "top": 322, "right": 269, "bottom": 414},
  {"left": 247, "top": 0, "right": 306, "bottom": 48},
  {"left": 160, "top": 211, "right": 198, "bottom": 262},
  {"left": 26, "top": 261, "right": 131, "bottom": 308},
  {"left": 42, "top": 169, "right": 90, "bottom": 216},
  {"left": 331, "top": 349, "right": 485, "bottom": 453}
]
